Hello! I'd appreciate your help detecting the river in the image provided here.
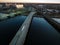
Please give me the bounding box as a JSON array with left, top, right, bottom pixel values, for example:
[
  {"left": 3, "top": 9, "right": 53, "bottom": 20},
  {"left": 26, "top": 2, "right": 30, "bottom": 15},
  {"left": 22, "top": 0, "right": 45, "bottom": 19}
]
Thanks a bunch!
[
  {"left": 24, "top": 17, "right": 60, "bottom": 45},
  {"left": 0, "top": 16, "right": 60, "bottom": 45},
  {"left": 0, "top": 15, "right": 26, "bottom": 45}
]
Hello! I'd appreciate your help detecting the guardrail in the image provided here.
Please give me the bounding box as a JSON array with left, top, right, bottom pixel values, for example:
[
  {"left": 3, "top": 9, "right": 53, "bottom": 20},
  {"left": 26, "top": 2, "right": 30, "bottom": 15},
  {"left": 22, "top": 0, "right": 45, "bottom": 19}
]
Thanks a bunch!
[{"left": 9, "top": 12, "right": 36, "bottom": 45}]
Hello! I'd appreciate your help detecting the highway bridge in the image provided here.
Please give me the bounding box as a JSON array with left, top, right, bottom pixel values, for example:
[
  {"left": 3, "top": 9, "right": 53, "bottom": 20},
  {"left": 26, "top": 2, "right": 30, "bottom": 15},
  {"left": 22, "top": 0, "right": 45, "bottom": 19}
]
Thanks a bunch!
[{"left": 0, "top": 4, "right": 60, "bottom": 45}]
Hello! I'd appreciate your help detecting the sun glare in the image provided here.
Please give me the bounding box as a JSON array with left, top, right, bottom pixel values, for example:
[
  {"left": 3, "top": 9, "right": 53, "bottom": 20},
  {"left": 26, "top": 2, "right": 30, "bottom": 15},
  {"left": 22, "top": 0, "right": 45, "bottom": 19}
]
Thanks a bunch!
[{"left": 16, "top": 4, "right": 24, "bottom": 8}]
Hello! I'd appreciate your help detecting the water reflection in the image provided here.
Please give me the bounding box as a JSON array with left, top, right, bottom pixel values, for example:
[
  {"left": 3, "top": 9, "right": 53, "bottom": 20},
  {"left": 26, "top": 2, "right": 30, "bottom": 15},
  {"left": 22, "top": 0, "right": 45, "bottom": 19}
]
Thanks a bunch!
[
  {"left": 25, "top": 17, "right": 60, "bottom": 45},
  {"left": 0, "top": 16, "right": 60, "bottom": 45},
  {"left": 0, "top": 15, "right": 26, "bottom": 45}
]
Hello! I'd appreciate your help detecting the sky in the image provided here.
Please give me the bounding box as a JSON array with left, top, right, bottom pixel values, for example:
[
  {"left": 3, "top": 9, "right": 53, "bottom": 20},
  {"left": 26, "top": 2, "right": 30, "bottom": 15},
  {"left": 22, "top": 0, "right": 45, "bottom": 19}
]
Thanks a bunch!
[{"left": 0, "top": 0, "right": 60, "bottom": 3}]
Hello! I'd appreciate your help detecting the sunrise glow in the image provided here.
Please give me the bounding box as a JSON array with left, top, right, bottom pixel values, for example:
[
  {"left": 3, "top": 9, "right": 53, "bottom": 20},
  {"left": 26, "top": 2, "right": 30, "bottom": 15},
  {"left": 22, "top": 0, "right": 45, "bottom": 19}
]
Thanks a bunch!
[{"left": 0, "top": 0, "right": 60, "bottom": 3}]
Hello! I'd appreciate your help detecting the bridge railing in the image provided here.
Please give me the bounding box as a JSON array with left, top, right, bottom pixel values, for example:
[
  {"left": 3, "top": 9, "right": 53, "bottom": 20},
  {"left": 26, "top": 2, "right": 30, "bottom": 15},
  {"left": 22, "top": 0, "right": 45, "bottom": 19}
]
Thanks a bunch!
[{"left": 9, "top": 12, "right": 36, "bottom": 45}]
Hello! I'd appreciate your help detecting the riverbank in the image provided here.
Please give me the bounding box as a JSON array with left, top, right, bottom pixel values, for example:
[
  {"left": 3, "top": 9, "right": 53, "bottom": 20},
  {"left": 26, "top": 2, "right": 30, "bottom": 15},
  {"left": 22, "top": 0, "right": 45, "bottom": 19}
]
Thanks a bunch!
[{"left": 0, "top": 8, "right": 31, "bottom": 21}]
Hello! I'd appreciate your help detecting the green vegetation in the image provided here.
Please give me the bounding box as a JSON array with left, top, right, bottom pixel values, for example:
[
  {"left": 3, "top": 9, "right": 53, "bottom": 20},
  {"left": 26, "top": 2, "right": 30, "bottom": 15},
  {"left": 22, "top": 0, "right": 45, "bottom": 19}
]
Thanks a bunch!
[
  {"left": 0, "top": 13, "right": 8, "bottom": 20},
  {"left": 0, "top": 7, "right": 31, "bottom": 21}
]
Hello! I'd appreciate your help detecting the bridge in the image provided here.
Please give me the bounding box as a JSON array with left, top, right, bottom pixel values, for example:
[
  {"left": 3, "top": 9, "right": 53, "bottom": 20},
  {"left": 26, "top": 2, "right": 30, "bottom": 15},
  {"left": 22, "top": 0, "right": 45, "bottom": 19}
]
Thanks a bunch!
[
  {"left": 9, "top": 8, "right": 60, "bottom": 45},
  {"left": 0, "top": 4, "right": 60, "bottom": 45}
]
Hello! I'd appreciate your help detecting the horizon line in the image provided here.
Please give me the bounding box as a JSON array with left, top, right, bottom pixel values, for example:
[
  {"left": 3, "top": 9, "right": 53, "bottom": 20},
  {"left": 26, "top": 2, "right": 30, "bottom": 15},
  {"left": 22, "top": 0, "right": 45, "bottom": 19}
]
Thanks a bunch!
[{"left": 0, "top": 2, "right": 60, "bottom": 4}]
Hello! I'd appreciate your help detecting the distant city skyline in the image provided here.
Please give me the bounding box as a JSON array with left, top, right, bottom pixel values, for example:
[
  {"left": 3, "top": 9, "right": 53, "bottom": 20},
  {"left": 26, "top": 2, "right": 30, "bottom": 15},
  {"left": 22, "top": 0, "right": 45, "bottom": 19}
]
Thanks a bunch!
[{"left": 0, "top": 0, "right": 60, "bottom": 3}]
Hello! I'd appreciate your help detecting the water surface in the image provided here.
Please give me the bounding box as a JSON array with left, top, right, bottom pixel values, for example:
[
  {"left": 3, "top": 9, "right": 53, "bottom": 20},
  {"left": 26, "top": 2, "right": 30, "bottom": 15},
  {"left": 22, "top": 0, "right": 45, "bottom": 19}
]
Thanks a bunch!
[
  {"left": 24, "top": 17, "right": 60, "bottom": 45},
  {"left": 0, "top": 15, "right": 26, "bottom": 45}
]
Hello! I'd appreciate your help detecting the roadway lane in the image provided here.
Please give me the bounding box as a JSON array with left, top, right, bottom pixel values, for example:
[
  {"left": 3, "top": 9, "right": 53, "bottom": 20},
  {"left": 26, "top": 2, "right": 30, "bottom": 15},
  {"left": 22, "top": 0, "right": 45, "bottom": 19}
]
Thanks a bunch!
[
  {"left": 0, "top": 15, "right": 26, "bottom": 45},
  {"left": 24, "top": 17, "right": 60, "bottom": 45}
]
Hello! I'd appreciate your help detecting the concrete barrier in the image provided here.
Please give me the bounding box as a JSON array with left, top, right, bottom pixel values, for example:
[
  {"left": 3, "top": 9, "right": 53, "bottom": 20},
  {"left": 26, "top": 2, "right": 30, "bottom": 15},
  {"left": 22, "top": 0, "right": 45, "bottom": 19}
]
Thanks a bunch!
[{"left": 9, "top": 12, "right": 36, "bottom": 45}]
